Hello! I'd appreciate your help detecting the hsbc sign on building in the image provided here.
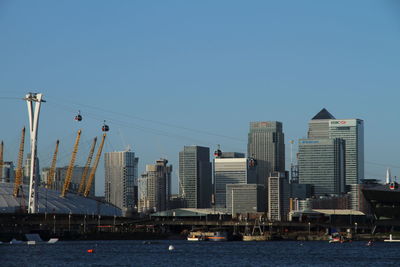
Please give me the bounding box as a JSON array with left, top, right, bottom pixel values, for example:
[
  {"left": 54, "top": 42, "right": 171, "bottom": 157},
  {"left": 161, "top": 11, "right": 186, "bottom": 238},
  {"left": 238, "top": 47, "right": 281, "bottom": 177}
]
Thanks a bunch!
[
  {"left": 328, "top": 118, "right": 364, "bottom": 186},
  {"left": 329, "top": 119, "right": 357, "bottom": 127}
]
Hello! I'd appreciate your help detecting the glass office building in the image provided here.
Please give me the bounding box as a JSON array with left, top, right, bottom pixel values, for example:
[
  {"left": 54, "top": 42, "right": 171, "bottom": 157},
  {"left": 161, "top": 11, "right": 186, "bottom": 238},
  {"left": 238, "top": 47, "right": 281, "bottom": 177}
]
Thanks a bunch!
[
  {"left": 179, "top": 146, "right": 212, "bottom": 208},
  {"left": 214, "top": 156, "right": 257, "bottom": 208},
  {"left": 329, "top": 119, "right": 364, "bottom": 185},
  {"left": 298, "top": 138, "right": 345, "bottom": 196}
]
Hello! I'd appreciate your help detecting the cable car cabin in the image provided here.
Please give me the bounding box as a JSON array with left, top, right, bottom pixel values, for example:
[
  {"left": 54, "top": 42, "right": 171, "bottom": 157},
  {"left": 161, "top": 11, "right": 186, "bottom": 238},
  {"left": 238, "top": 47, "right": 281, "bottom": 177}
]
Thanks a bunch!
[
  {"left": 214, "top": 149, "right": 222, "bottom": 157},
  {"left": 102, "top": 124, "right": 109, "bottom": 132},
  {"left": 248, "top": 158, "right": 257, "bottom": 168},
  {"left": 389, "top": 182, "right": 398, "bottom": 190},
  {"left": 74, "top": 114, "right": 82, "bottom": 121}
]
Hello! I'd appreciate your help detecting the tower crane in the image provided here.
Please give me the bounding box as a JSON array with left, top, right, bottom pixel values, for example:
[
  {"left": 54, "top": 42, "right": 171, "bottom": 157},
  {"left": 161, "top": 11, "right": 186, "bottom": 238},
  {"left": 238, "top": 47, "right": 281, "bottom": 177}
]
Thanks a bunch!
[
  {"left": 78, "top": 137, "right": 97, "bottom": 194},
  {"left": 0, "top": 141, "right": 3, "bottom": 182},
  {"left": 84, "top": 133, "right": 106, "bottom": 197},
  {"left": 13, "top": 127, "right": 25, "bottom": 197},
  {"left": 47, "top": 140, "right": 59, "bottom": 189},
  {"left": 61, "top": 130, "right": 82, "bottom": 197}
]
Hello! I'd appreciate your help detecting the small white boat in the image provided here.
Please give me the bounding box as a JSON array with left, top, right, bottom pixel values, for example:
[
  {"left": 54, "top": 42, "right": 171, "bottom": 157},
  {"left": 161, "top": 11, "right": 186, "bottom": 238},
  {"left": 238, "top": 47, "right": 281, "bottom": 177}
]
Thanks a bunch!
[
  {"left": 384, "top": 234, "right": 400, "bottom": 242},
  {"left": 48, "top": 238, "right": 59, "bottom": 244},
  {"left": 27, "top": 241, "right": 36, "bottom": 245}
]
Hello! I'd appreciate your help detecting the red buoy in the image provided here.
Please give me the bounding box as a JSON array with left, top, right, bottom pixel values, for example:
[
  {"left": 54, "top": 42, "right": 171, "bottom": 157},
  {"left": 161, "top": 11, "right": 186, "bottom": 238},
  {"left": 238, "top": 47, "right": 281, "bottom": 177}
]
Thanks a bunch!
[{"left": 87, "top": 249, "right": 94, "bottom": 253}]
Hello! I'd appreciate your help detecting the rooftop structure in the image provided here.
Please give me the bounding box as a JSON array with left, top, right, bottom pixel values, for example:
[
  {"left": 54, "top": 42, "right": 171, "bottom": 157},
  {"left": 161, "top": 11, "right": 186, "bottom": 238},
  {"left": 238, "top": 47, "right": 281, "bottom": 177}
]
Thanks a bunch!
[{"left": 0, "top": 182, "right": 121, "bottom": 216}]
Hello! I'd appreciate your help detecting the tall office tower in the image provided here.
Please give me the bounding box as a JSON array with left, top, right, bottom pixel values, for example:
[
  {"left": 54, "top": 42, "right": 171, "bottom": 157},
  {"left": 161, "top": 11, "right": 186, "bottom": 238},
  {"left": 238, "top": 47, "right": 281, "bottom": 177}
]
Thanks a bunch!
[
  {"left": 138, "top": 159, "right": 172, "bottom": 213},
  {"left": 43, "top": 166, "right": 95, "bottom": 197},
  {"left": 268, "top": 172, "right": 290, "bottom": 221},
  {"left": 308, "top": 108, "right": 336, "bottom": 139},
  {"left": 1, "top": 161, "right": 15, "bottom": 183},
  {"left": 226, "top": 184, "right": 265, "bottom": 215},
  {"left": 179, "top": 146, "right": 212, "bottom": 208},
  {"left": 329, "top": 119, "right": 364, "bottom": 185},
  {"left": 23, "top": 153, "right": 40, "bottom": 185},
  {"left": 248, "top": 121, "right": 285, "bottom": 185},
  {"left": 214, "top": 152, "right": 257, "bottom": 208},
  {"left": 298, "top": 139, "right": 345, "bottom": 196},
  {"left": 105, "top": 150, "right": 139, "bottom": 215},
  {"left": 308, "top": 109, "right": 364, "bottom": 186}
]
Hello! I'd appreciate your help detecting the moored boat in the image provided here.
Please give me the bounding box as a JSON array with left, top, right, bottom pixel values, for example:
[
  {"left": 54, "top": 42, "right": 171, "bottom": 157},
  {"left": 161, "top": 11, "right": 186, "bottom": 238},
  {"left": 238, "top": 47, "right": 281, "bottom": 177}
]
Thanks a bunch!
[
  {"left": 187, "top": 230, "right": 228, "bottom": 241},
  {"left": 187, "top": 231, "right": 207, "bottom": 241},
  {"left": 207, "top": 231, "right": 228, "bottom": 242},
  {"left": 242, "top": 235, "right": 268, "bottom": 241}
]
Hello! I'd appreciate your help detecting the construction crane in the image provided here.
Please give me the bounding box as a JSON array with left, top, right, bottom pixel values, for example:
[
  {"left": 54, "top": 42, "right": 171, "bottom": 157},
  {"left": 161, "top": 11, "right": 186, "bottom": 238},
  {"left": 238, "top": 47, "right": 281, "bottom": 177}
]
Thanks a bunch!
[
  {"left": 84, "top": 133, "right": 106, "bottom": 197},
  {"left": 78, "top": 137, "right": 97, "bottom": 194},
  {"left": 13, "top": 127, "right": 25, "bottom": 197},
  {"left": 47, "top": 140, "right": 59, "bottom": 189},
  {"left": 61, "top": 130, "right": 82, "bottom": 197},
  {"left": 0, "top": 141, "right": 3, "bottom": 182}
]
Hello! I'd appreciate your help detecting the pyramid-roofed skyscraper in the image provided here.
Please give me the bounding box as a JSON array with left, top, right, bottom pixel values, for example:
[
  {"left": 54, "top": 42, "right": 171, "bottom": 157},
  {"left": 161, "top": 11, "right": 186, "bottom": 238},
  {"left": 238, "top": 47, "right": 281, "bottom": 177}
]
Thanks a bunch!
[
  {"left": 308, "top": 108, "right": 335, "bottom": 139},
  {"left": 311, "top": 108, "right": 336, "bottom": 120}
]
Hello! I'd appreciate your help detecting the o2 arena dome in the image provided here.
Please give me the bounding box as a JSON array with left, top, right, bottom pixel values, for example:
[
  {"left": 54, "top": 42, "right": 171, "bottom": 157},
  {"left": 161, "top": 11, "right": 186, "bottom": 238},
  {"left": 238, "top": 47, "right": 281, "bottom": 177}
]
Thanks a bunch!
[{"left": 0, "top": 182, "right": 121, "bottom": 216}]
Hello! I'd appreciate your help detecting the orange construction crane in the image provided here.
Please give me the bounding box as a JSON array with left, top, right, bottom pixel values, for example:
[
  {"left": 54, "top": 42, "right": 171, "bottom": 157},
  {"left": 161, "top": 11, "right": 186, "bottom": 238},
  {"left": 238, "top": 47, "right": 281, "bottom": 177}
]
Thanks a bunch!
[
  {"left": 78, "top": 137, "right": 97, "bottom": 194},
  {"left": 13, "top": 127, "right": 25, "bottom": 197},
  {"left": 47, "top": 140, "right": 59, "bottom": 188},
  {"left": 61, "top": 130, "right": 82, "bottom": 197},
  {"left": 84, "top": 133, "right": 106, "bottom": 197}
]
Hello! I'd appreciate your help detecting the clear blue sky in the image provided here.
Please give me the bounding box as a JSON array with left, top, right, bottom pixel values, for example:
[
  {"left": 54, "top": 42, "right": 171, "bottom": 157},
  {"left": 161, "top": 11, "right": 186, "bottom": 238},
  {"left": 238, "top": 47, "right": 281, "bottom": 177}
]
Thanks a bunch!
[{"left": 1, "top": 0, "right": 400, "bottom": 195}]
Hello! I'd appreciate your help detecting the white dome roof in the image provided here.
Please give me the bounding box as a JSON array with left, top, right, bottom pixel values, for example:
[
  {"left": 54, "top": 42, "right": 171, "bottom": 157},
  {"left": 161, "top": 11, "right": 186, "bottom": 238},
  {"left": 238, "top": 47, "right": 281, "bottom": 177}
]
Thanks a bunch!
[{"left": 0, "top": 182, "right": 121, "bottom": 216}]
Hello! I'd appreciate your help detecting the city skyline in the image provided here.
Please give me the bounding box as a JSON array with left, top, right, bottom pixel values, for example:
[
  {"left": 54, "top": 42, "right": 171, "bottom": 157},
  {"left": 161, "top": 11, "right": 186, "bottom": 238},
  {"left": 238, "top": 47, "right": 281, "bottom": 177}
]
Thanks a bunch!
[{"left": 1, "top": 1, "right": 400, "bottom": 195}]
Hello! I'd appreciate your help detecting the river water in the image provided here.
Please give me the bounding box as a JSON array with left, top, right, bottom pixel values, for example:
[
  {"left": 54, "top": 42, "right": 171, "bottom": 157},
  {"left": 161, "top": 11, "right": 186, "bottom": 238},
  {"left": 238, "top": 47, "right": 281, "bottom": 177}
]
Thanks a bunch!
[{"left": 1, "top": 240, "right": 399, "bottom": 266}]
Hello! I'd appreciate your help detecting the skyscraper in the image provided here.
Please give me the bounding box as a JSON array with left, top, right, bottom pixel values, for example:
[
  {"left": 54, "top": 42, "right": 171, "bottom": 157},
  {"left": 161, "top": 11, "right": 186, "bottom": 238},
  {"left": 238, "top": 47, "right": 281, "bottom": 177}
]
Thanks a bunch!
[
  {"left": 248, "top": 121, "right": 285, "bottom": 185},
  {"left": 138, "top": 159, "right": 172, "bottom": 213},
  {"left": 308, "top": 108, "right": 336, "bottom": 139},
  {"left": 268, "top": 172, "right": 290, "bottom": 221},
  {"left": 329, "top": 119, "right": 364, "bottom": 185},
  {"left": 214, "top": 152, "right": 257, "bottom": 208},
  {"left": 104, "top": 150, "right": 139, "bottom": 215},
  {"left": 298, "top": 138, "right": 345, "bottom": 196},
  {"left": 179, "top": 146, "right": 212, "bottom": 208},
  {"left": 307, "top": 109, "right": 364, "bottom": 186}
]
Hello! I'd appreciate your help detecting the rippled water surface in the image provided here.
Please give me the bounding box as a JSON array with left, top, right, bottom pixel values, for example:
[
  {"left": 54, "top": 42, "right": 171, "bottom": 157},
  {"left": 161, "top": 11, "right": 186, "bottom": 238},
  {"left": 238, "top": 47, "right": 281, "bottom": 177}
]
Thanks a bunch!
[{"left": 1, "top": 240, "right": 400, "bottom": 267}]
